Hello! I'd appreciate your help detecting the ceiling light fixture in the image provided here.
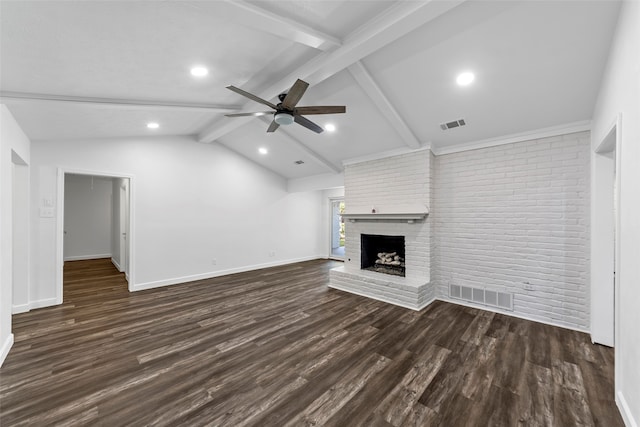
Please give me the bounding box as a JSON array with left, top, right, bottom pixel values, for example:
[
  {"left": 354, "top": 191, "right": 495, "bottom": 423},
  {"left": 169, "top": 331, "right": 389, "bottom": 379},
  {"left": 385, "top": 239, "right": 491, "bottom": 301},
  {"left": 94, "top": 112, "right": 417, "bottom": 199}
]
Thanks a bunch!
[
  {"left": 325, "top": 123, "right": 336, "bottom": 132},
  {"left": 190, "top": 66, "right": 209, "bottom": 77},
  {"left": 456, "top": 71, "right": 475, "bottom": 86},
  {"left": 147, "top": 122, "right": 159, "bottom": 129},
  {"left": 258, "top": 147, "right": 268, "bottom": 155},
  {"left": 274, "top": 112, "right": 294, "bottom": 126}
]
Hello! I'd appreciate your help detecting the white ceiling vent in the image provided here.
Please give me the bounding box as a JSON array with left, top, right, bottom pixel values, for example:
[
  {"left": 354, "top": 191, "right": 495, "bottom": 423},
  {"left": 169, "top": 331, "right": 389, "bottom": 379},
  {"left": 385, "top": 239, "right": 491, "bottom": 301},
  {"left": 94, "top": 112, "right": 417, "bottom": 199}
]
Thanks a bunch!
[{"left": 440, "top": 118, "right": 466, "bottom": 131}]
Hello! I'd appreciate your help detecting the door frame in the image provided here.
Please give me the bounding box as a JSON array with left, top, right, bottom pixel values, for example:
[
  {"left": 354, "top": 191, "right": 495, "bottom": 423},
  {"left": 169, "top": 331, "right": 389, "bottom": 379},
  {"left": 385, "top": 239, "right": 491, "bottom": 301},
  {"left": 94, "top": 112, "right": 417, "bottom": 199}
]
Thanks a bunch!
[
  {"left": 328, "top": 197, "right": 345, "bottom": 260},
  {"left": 590, "top": 113, "right": 621, "bottom": 349},
  {"left": 55, "top": 168, "right": 135, "bottom": 303}
]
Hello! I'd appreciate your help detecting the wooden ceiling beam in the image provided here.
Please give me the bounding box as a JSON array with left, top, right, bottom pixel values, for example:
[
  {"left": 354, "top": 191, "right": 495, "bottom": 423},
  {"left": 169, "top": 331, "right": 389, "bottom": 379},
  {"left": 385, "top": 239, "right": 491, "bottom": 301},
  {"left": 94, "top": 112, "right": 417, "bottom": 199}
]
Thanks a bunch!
[
  {"left": 0, "top": 91, "right": 240, "bottom": 113},
  {"left": 348, "top": 62, "right": 421, "bottom": 149},
  {"left": 198, "top": 0, "right": 466, "bottom": 144}
]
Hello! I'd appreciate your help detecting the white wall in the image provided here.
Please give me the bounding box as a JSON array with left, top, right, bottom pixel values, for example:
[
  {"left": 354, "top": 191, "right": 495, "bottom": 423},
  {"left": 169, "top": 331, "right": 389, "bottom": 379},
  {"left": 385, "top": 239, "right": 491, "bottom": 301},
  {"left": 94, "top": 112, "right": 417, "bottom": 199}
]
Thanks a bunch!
[
  {"left": 591, "top": 1, "right": 640, "bottom": 425},
  {"left": 0, "top": 105, "right": 31, "bottom": 367},
  {"left": 433, "top": 132, "right": 591, "bottom": 331},
  {"left": 63, "top": 174, "right": 113, "bottom": 261},
  {"left": 30, "top": 135, "right": 325, "bottom": 300}
]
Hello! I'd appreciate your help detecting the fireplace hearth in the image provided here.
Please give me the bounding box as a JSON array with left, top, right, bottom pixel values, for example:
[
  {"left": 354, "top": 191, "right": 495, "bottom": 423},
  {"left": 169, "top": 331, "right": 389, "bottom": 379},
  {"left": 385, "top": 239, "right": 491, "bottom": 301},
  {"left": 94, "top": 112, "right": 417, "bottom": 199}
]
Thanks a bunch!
[{"left": 361, "top": 234, "right": 405, "bottom": 277}]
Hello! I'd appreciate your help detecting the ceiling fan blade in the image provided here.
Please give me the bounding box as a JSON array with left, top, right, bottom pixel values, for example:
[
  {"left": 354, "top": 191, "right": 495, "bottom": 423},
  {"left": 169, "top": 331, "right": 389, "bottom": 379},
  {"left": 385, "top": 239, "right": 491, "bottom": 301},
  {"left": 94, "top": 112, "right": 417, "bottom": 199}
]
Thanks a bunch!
[
  {"left": 281, "top": 79, "right": 309, "bottom": 109},
  {"left": 225, "top": 111, "right": 273, "bottom": 117},
  {"left": 294, "top": 115, "right": 324, "bottom": 133},
  {"left": 267, "top": 120, "right": 280, "bottom": 133},
  {"left": 226, "top": 86, "right": 277, "bottom": 109},
  {"left": 294, "top": 106, "right": 346, "bottom": 115}
]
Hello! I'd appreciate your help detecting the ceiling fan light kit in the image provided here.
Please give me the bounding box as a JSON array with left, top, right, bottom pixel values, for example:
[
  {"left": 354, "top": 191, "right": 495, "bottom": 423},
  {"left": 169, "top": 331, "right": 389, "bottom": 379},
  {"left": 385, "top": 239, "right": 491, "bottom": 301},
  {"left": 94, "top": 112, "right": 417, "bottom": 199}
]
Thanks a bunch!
[
  {"left": 274, "top": 112, "right": 294, "bottom": 126},
  {"left": 225, "top": 78, "right": 346, "bottom": 134}
]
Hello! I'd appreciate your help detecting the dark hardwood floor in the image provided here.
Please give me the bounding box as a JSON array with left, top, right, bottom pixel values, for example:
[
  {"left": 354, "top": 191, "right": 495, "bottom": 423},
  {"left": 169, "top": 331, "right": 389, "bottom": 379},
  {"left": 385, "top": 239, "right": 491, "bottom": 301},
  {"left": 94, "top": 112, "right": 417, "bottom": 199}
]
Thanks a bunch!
[{"left": 0, "top": 259, "right": 623, "bottom": 426}]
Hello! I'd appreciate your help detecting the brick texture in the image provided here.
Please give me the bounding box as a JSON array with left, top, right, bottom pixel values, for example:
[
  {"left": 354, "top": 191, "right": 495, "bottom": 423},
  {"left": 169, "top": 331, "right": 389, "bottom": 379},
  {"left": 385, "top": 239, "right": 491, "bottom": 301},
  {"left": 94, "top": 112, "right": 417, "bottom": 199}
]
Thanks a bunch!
[{"left": 432, "top": 132, "right": 591, "bottom": 330}]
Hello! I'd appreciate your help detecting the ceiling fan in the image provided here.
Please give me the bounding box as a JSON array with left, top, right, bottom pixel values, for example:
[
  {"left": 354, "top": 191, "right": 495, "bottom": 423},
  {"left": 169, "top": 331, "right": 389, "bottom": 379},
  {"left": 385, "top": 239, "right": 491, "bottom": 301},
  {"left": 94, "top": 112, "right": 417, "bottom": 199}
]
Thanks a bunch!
[{"left": 225, "top": 79, "right": 346, "bottom": 134}]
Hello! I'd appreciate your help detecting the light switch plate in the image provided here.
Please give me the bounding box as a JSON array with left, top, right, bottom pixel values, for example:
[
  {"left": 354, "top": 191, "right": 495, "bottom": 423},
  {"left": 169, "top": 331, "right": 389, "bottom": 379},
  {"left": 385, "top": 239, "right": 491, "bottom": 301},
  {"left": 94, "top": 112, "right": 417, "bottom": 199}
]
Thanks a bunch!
[{"left": 39, "top": 207, "right": 54, "bottom": 218}]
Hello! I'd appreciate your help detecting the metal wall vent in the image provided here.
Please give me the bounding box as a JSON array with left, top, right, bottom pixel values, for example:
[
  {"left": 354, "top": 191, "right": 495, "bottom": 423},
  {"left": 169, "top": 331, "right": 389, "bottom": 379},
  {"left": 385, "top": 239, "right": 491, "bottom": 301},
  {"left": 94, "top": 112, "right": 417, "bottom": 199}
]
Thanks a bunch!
[
  {"left": 449, "top": 283, "right": 513, "bottom": 311},
  {"left": 440, "top": 118, "right": 466, "bottom": 131},
  {"left": 294, "top": 160, "right": 305, "bottom": 165}
]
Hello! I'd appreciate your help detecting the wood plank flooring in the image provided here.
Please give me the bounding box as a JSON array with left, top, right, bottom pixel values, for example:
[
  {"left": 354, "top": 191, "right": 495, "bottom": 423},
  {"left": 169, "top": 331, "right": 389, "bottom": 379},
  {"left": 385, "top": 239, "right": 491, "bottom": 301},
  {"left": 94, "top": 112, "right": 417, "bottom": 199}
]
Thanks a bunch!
[{"left": 0, "top": 258, "right": 623, "bottom": 426}]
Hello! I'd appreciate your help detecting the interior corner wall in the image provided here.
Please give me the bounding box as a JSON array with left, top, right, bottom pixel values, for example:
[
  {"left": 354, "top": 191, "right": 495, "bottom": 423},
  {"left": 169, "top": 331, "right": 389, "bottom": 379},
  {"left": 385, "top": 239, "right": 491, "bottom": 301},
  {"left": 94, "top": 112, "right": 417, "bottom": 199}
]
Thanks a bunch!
[
  {"left": 432, "top": 131, "right": 591, "bottom": 331},
  {"left": 63, "top": 174, "right": 113, "bottom": 261},
  {"left": 0, "top": 105, "right": 31, "bottom": 367},
  {"left": 591, "top": 1, "right": 640, "bottom": 425},
  {"left": 30, "top": 135, "right": 325, "bottom": 300}
]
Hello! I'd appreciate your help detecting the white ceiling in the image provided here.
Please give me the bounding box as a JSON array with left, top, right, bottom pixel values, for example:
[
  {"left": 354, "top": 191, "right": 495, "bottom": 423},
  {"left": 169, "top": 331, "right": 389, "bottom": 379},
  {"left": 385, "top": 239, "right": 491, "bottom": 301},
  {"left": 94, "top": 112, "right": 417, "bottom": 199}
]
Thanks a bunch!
[{"left": 0, "top": 1, "right": 621, "bottom": 179}]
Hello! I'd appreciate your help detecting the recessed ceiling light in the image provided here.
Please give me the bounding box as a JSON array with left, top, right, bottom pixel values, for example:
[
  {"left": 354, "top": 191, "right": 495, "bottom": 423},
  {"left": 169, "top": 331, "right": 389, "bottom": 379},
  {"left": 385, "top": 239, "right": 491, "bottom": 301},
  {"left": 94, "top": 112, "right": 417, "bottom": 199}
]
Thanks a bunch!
[
  {"left": 147, "top": 122, "right": 159, "bottom": 129},
  {"left": 325, "top": 123, "right": 336, "bottom": 132},
  {"left": 190, "top": 66, "right": 209, "bottom": 77},
  {"left": 258, "top": 147, "right": 268, "bottom": 155},
  {"left": 456, "top": 72, "right": 475, "bottom": 86}
]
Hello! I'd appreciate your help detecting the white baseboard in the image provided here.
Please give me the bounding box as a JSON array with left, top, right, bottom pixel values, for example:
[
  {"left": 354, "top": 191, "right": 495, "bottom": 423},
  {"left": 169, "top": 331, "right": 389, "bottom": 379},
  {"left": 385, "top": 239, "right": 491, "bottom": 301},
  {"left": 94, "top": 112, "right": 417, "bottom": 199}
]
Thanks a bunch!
[
  {"left": 12, "top": 303, "right": 30, "bottom": 314},
  {"left": 436, "top": 297, "right": 590, "bottom": 334},
  {"left": 132, "top": 255, "right": 324, "bottom": 292},
  {"left": 0, "top": 333, "right": 14, "bottom": 368},
  {"left": 64, "top": 253, "right": 111, "bottom": 262},
  {"left": 29, "top": 297, "right": 59, "bottom": 310},
  {"left": 617, "top": 390, "right": 638, "bottom": 427},
  {"left": 111, "top": 257, "right": 122, "bottom": 272},
  {"left": 11, "top": 297, "right": 60, "bottom": 314}
]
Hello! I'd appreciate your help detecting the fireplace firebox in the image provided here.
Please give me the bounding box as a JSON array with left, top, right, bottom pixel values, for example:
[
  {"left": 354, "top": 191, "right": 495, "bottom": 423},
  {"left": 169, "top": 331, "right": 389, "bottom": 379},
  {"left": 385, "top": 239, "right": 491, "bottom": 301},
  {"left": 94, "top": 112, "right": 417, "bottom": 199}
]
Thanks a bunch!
[{"left": 360, "top": 234, "right": 405, "bottom": 277}]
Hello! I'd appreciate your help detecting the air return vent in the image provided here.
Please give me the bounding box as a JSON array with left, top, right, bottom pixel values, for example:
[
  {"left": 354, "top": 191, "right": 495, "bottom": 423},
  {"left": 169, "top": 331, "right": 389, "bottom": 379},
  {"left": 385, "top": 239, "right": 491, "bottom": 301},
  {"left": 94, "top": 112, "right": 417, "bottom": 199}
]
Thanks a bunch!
[
  {"left": 440, "top": 118, "right": 466, "bottom": 131},
  {"left": 449, "top": 283, "right": 513, "bottom": 311}
]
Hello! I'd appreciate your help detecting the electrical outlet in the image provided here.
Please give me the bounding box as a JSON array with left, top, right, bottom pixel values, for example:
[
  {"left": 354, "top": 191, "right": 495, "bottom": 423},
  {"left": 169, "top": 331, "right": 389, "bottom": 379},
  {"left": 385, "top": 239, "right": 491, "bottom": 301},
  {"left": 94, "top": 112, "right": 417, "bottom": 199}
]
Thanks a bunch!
[
  {"left": 523, "top": 282, "right": 535, "bottom": 291},
  {"left": 211, "top": 259, "right": 217, "bottom": 265},
  {"left": 268, "top": 251, "right": 276, "bottom": 257}
]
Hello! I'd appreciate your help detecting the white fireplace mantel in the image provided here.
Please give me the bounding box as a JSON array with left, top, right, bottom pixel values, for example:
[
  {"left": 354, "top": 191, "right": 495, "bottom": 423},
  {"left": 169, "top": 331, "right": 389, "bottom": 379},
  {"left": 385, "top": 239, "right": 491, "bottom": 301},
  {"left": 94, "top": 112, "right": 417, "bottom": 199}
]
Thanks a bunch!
[{"left": 341, "top": 205, "right": 429, "bottom": 223}]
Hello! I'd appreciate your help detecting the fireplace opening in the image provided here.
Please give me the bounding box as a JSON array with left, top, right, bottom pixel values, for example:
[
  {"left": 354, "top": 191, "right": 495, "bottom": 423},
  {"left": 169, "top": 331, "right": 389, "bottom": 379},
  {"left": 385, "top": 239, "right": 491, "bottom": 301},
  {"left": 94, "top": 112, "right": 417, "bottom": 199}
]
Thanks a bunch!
[{"left": 361, "top": 234, "right": 405, "bottom": 277}]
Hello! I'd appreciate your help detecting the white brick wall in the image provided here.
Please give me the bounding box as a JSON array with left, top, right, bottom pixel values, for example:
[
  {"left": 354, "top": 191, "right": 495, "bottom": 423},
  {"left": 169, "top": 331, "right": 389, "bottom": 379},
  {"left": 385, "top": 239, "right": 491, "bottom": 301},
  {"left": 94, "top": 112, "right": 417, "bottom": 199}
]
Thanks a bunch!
[
  {"left": 432, "top": 131, "right": 591, "bottom": 330},
  {"left": 342, "top": 149, "right": 432, "bottom": 282}
]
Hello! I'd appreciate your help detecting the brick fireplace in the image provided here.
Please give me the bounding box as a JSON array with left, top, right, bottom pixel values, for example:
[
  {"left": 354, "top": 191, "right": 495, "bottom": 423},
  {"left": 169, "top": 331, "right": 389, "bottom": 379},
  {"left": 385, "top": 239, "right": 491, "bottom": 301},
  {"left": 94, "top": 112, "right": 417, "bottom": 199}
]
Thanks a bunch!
[{"left": 329, "top": 149, "right": 434, "bottom": 310}]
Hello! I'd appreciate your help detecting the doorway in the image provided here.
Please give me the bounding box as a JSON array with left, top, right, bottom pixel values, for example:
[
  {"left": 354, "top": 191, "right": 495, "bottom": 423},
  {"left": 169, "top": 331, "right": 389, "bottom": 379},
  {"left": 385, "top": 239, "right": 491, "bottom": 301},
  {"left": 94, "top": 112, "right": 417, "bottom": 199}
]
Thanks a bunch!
[
  {"left": 591, "top": 115, "right": 621, "bottom": 347},
  {"left": 330, "top": 199, "right": 345, "bottom": 259},
  {"left": 56, "top": 169, "right": 134, "bottom": 304}
]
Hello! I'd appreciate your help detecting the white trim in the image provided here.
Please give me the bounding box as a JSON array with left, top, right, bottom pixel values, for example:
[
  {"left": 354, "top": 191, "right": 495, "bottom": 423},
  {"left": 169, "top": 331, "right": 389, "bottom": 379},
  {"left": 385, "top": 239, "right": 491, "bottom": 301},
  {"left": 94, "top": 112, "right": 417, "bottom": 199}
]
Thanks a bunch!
[
  {"left": 64, "top": 253, "right": 111, "bottom": 262},
  {"left": 342, "top": 146, "right": 432, "bottom": 166},
  {"left": 329, "top": 283, "right": 434, "bottom": 311},
  {"left": 29, "top": 297, "right": 59, "bottom": 310},
  {"left": 616, "top": 390, "right": 638, "bottom": 427},
  {"left": 132, "top": 255, "right": 324, "bottom": 292},
  {"left": 431, "top": 120, "right": 591, "bottom": 155},
  {"left": 0, "top": 333, "right": 14, "bottom": 367},
  {"left": 11, "top": 303, "right": 30, "bottom": 314},
  {"left": 436, "top": 297, "right": 590, "bottom": 334},
  {"left": 111, "top": 257, "right": 122, "bottom": 272}
]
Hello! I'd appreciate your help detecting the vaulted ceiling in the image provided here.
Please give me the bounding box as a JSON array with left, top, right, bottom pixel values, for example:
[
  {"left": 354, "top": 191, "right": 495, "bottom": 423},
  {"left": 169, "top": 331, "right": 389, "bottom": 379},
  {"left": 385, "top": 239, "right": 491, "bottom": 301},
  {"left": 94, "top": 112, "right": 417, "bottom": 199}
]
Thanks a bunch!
[{"left": 0, "top": 1, "right": 620, "bottom": 179}]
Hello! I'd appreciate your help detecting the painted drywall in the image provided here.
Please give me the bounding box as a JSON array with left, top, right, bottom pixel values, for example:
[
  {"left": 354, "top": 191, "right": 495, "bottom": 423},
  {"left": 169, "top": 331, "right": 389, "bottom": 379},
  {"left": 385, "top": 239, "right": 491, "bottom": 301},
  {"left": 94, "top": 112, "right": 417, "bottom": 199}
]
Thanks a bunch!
[
  {"left": 0, "top": 105, "right": 31, "bottom": 367},
  {"left": 29, "top": 135, "right": 325, "bottom": 302},
  {"left": 63, "top": 174, "right": 113, "bottom": 261},
  {"left": 591, "top": 1, "right": 640, "bottom": 425},
  {"left": 433, "top": 132, "right": 591, "bottom": 331}
]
